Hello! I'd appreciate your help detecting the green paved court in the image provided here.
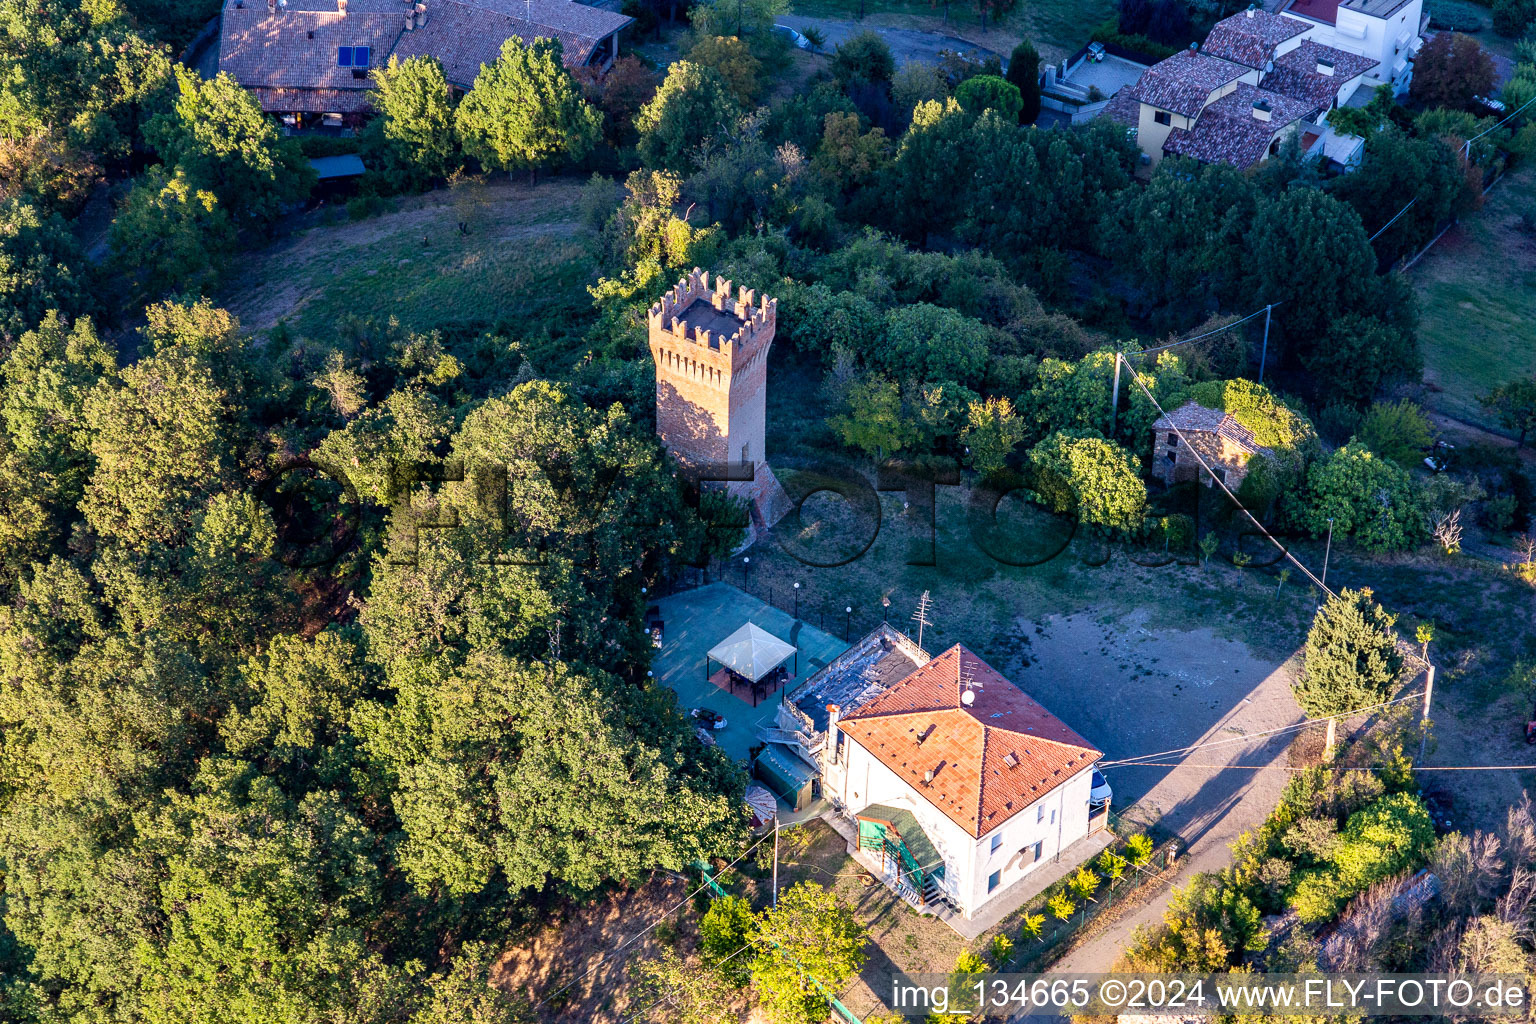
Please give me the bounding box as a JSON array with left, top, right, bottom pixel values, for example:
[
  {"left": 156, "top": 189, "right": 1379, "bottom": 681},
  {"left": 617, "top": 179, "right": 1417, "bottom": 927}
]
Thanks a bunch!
[{"left": 651, "top": 582, "right": 850, "bottom": 762}]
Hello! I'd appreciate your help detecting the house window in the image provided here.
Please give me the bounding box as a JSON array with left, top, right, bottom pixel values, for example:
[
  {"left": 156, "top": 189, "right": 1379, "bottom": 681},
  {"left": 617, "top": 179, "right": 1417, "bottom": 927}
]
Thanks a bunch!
[
  {"left": 1050, "top": 809, "right": 1057, "bottom": 825},
  {"left": 740, "top": 441, "right": 749, "bottom": 464},
  {"left": 988, "top": 870, "right": 1002, "bottom": 893},
  {"left": 1154, "top": 110, "right": 1172, "bottom": 126},
  {"left": 990, "top": 833, "right": 1003, "bottom": 854},
  {"left": 1033, "top": 841, "right": 1044, "bottom": 861},
  {"left": 1166, "top": 432, "right": 1177, "bottom": 446},
  {"left": 1037, "top": 805, "right": 1045, "bottom": 824},
  {"left": 1269, "top": 138, "right": 1281, "bottom": 156}
]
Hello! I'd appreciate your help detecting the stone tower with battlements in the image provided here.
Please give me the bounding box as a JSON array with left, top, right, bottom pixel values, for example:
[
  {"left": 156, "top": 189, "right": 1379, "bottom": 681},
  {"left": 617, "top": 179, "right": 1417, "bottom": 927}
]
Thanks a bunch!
[{"left": 648, "top": 269, "right": 790, "bottom": 538}]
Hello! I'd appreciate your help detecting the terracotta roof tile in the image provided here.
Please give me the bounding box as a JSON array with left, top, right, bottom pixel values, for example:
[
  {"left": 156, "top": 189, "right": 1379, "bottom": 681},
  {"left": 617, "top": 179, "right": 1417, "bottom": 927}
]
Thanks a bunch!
[
  {"left": 1162, "top": 82, "right": 1312, "bottom": 168},
  {"left": 839, "top": 646, "right": 1100, "bottom": 838},
  {"left": 1134, "top": 48, "right": 1246, "bottom": 118},
  {"left": 1201, "top": 9, "right": 1311, "bottom": 69},
  {"left": 218, "top": 0, "right": 631, "bottom": 105},
  {"left": 1262, "top": 40, "right": 1379, "bottom": 111}
]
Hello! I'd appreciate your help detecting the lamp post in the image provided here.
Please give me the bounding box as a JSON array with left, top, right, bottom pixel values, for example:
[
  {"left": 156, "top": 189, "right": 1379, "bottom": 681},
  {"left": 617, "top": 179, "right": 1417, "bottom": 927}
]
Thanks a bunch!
[
  {"left": 742, "top": 555, "right": 750, "bottom": 588},
  {"left": 845, "top": 605, "right": 852, "bottom": 638},
  {"left": 882, "top": 595, "right": 890, "bottom": 622},
  {"left": 793, "top": 582, "right": 800, "bottom": 619}
]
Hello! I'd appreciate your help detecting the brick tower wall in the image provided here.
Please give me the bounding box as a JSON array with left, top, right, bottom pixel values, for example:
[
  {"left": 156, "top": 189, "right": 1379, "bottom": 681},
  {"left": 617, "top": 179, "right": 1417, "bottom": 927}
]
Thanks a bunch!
[{"left": 648, "top": 269, "right": 787, "bottom": 531}]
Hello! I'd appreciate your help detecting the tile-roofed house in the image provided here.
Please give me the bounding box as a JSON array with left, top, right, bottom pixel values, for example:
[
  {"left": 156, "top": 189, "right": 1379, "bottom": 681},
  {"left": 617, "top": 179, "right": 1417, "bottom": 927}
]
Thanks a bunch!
[
  {"left": 1200, "top": 7, "right": 1311, "bottom": 69},
  {"left": 1133, "top": 48, "right": 1247, "bottom": 118},
  {"left": 1150, "top": 399, "right": 1276, "bottom": 487},
  {"left": 216, "top": 0, "right": 631, "bottom": 118},
  {"left": 1161, "top": 82, "right": 1314, "bottom": 168},
  {"left": 809, "top": 641, "right": 1105, "bottom": 923},
  {"left": 838, "top": 645, "right": 1101, "bottom": 838},
  {"left": 1262, "top": 39, "right": 1379, "bottom": 113}
]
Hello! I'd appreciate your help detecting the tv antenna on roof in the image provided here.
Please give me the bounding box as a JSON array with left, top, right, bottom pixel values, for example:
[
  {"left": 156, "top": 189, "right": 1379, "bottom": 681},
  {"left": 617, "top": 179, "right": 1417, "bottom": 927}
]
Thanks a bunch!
[
  {"left": 911, "top": 590, "right": 933, "bottom": 652},
  {"left": 524, "top": 0, "right": 531, "bottom": 23},
  {"left": 959, "top": 650, "right": 979, "bottom": 706}
]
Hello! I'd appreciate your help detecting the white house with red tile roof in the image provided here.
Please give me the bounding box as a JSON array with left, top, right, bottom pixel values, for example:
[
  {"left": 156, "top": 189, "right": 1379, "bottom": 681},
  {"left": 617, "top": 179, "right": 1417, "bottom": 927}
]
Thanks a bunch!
[
  {"left": 815, "top": 644, "right": 1104, "bottom": 920},
  {"left": 1279, "top": 0, "right": 1427, "bottom": 96}
]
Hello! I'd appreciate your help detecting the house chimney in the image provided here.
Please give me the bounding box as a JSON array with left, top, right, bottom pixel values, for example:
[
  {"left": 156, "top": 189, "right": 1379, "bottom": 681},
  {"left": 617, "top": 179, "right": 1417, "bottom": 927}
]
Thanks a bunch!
[
  {"left": 337, "top": 0, "right": 346, "bottom": 13},
  {"left": 1316, "top": 56, "right": 1335, "bottom": 75},
  {"left": 1245, "top": 2, "right": 1256, "bottom": 15},
  {"left": 923, "top": 769, "right": 935, "bottom": 785},
  {"left": 414, "top": 1, "right": 426, "bottom": 26},
  {"left": 1252, "top": 98, "right": 1272, "bottom": 121},
  {"left": 267, "top": 0, "right": 275, "bottom": 12}
]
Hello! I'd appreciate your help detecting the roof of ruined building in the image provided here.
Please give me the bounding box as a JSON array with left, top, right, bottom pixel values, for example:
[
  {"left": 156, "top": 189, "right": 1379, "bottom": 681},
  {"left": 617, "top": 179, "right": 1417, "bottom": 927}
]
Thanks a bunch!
[
  {"left": 838, "top": 645, "right": 1100, "bottom": 838},
  {"left": 218, "top": 0, "right": 630, "bottom": 96},
  {"left": 1132, "top": 48, "right": 1247, "bottom": 118},
  {"left": 1200, "top": 8, "right": 1312, "bottom": 69},
  {"left": 1161, "top": 82, "right": 1313, "bottom": 168},
  {"left": 1152, "top": 400, "right": 1275, "bottom": 457}
]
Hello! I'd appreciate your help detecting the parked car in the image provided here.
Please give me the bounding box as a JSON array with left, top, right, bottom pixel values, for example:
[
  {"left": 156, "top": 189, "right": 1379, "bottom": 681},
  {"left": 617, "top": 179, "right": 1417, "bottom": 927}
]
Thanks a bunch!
[
  {"left": 1090, "top": 768, "right": 1113, "bottom": 806},
  {"left": 772, "top": 23, "right": 811, "bottom": 49}
]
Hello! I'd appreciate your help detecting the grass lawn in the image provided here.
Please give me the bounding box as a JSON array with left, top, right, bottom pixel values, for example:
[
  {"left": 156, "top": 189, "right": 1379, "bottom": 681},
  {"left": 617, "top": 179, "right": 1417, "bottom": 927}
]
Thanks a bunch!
[
  {"left": 1413, "top": 163, "right": 1536, "bottom": 430},
  {"left": 221, "top": 177, "right": 597, "bottom": 372},
  {"left": 784, "top": 0, "right": 1114, "bottom": 62}
]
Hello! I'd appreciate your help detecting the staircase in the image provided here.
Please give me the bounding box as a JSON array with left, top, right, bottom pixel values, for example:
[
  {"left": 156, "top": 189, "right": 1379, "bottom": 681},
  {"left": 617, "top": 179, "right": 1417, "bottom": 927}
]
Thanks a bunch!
[
  {"left": 758, "top": 727, "right": 823, "bottom": 767},
  {"left": 923, "top": 874, "right": 955, "bottom": 912}
]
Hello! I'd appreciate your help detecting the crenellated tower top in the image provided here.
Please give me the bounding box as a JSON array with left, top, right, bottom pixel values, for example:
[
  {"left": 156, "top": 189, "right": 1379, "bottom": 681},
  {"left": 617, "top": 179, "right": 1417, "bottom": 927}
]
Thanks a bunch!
[{"left": 646, "top": 268, "right": 777, "bottom": 363}]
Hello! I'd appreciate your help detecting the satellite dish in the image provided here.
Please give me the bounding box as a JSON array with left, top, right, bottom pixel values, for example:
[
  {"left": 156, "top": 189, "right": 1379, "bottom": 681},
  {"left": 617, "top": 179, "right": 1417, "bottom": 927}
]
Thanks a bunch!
[{"left": 961, "top": 690, "right": 976, "bottom": 706}]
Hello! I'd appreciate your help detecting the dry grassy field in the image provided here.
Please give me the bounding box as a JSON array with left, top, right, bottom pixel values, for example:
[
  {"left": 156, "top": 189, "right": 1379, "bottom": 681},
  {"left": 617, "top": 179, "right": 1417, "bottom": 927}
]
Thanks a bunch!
[
  {"left": 1415, "top": 164, "right": 1536, "bottom": 431},
  {"left": 220, "top": 177, "right": 597, "bottom": 371}
]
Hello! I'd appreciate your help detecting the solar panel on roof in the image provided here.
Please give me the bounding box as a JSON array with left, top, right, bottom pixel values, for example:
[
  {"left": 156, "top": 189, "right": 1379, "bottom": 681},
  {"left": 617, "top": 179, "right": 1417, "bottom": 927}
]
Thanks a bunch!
[
  {"left": 337, "top": 46, "right": 353, "bottom": 67},
  {"left": 355, "top": 45, "right": 370, "bottom": 67}
]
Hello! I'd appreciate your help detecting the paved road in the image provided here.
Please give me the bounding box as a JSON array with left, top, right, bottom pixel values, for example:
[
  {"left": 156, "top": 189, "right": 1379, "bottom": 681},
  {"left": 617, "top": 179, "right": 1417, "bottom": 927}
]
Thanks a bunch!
[{"left": 776, "top": 14, "right": 1003, "bottom": 66}]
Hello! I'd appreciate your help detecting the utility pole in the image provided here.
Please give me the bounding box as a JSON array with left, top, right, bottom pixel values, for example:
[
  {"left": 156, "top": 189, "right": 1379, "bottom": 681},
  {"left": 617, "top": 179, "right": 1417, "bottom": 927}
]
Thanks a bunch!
[
  {"left": 1258, "top": 304, "right": 1272, "bottom": 384},
  {"left": 1109, "top": 353, "right": 1122, "bottom": 433},
  {"left": 771, "top": 814, "right": 780, "bottom": 908},
  {"left": 1317, "top": 517, "right": 1334, "bottom": 611},
  {"left": 1418, "top": 663, "right": 1435, "bottom": 764}
]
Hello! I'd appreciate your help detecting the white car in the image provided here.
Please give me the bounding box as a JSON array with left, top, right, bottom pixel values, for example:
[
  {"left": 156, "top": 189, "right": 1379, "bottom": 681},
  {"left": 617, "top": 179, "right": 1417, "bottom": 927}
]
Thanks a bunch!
[
  {"left": 1090, "top": 768, "right": 1112, "bottom": 806},
  {"left": 772, "top": 24, "right": 812, "bottom": 49}
]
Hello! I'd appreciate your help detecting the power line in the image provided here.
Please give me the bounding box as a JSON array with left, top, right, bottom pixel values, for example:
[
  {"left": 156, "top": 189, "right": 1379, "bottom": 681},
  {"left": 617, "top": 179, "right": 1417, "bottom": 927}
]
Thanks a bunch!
[
  {"left": 1464, "top": 92, "right": 1536, "bottom": 149},
  {"left": 531, "top": 826, "right": 776, "bottom": 1011},
  {"left": 1131, "top": 305, "right": 1273, "bottom": 357},
  {"left": 621, "top": 938, "right": 756, "bottom": 1024},
  {"left": 1116, "top": 351, "right": 1337, "bottom": 600},
  {"left": 1099, "top": 692, "right": 1423, "bottom": 768},
  {"left": 1367, "top": 196, "right": 1416, "bottom": 242},
  {"left": 1102, "top": 761, "right": 1536, "bottom": 773}
]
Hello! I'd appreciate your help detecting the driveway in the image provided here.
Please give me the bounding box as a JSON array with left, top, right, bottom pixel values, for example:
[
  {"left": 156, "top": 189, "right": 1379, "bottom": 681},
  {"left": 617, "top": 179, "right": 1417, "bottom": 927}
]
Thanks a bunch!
[
  {"left": 776, "top": 14, "right": 1003, "bottom": 66},
  {"left": 1008, "top": 610, "right": 1303, "bottom": 995}
]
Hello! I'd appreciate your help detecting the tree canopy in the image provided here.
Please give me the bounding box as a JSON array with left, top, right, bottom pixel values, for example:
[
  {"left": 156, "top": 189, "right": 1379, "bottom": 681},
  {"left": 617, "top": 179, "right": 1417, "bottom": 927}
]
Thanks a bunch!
[{"left": 455, "top": 37, "right": 602, "bottom": 179}]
